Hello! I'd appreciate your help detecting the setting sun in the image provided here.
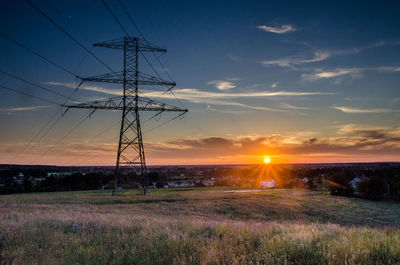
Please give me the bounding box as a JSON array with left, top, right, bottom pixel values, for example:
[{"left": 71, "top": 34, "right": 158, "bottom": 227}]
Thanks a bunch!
[{"left": 263, "top": 156, "right": 271, "bottom": 164}]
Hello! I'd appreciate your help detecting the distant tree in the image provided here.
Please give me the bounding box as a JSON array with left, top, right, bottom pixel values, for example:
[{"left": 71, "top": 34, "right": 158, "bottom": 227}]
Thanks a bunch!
[
  {"left": 147, "top": 172, "right": 160, "bottom": 183},
  {"left": 66, "top": 173, "right": 83, "bottom": 190},
  {"left": 386, "top": 168, "right": 400, "bottom": 201},
  {"left": 84, "top": 173, "right": 102, "bottom": 190},
  {"left": 43, "top": 176, "right": 56, "bottom": 191},
  {"left": 390, "top": 174, "right": 400, "bottom": 201},
  {"left": 214, "top": 178, "right": 228, "bottom": 186},
  {"left": 358, "top": 176, "right": 388, "bottom": 201},
  {"left": 23, "top": 179, "right": 32, "bottom": 193},
  {"left": 328, "top": 172, "right": 354, "bottom": 196}
]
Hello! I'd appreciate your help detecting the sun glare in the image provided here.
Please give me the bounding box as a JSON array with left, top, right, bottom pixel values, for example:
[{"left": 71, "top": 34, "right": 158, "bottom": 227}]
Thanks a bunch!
[{"left": 263, "top": 156, "right": 271, "bottom": 164}]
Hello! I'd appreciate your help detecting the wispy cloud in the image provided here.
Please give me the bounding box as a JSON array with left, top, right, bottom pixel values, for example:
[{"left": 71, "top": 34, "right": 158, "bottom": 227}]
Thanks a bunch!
[
  {"left": 201, "top": 98, "right": 286, "bottom": 112},
  {"left": 0, "top": 105, "right": 49, "bottom": 112},
  {"left": 45, "top": 81, "right": 121, "bottom": 95},
  {"left": 257, "top": 24, "right": 297, "bottom": 34},
  {"left": 47, "top": 81, "right": 333, "bottom": 99},
  {"left": 227, "top": 53, "right": 243, "bottom": 62},
  {"left": 225, "top": 77, "right": 242, "bottom": 81},
  {"left": 260, "top": 41, "right": 392, "bottom": 69},
  {"left": 279, "top": 103, "right": 313, "bottom": 110},
  {"left": 303, "top": 66, "right": 400, "bottom": 81},
  {"left": 261, "top": 51, "right": 330, "bottom": 68},
  {"left": 47, "top": 81, "right": 333, "bottom": 112},
  {"left": 147, "top": 88, "right": 334, "bottom": 99},
  {"left": 333, "top": 41, "right": 387, "bottom": 56},
  {"left": 302, "top": 68, "right": 360, "bottom": 81},
  {"left": 333, "top": 106, "right": 397, "bottom": 114},
  {"left": 207, "top": 80, "right": 236, "bottom": 91}
]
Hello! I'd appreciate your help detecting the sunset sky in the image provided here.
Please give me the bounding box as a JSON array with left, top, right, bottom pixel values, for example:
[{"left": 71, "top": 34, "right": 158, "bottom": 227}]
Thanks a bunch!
[{"left": 0, "top": 0, "right": 399, "bottom": 165}]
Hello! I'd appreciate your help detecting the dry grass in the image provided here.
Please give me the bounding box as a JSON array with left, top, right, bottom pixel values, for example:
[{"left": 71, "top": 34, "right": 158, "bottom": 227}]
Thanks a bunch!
[{"left": 1, "top": 189, "right": 400, "bottom": 264}]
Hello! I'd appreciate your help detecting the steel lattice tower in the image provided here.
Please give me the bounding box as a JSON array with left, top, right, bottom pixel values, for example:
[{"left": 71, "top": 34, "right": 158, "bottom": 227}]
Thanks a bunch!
[{"left": 65, "top": 37, "right": 187, "bottom": 195}]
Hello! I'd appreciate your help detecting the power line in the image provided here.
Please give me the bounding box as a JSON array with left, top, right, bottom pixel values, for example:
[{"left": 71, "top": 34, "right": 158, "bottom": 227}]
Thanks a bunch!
[
  {"left": 0, "top": 69, "right": 79, "bottom": 102},
  {"left": 117, "top": 0, "right": 177, "bottom": 91},
  {"left": 100, "top": 0, "right": 164, "bottom": 82},
  {"left": 13, "top": 108, "right": 64, "bottom": 164},
  {"left": 12, "top": 81, "right": 84, "bottom": 164},
  {"left": 144, "top": 112, "right": 186, "bottom": 134},
  {"left": 144, "top": 11, "right": 166, "bottom": 49},
  {"left": 59, "top": 111, "right": 183, "bottom": 166},
  {"left": 0, "top": 84, "right": 61, "bottom": 105},
  {"left": 29, "top": 109, "right": 96, "bottom": 164},
  {"left": 58, "top": 121, "right": 120, "bottom": 166},
  {"left": 62, "top": 109, "right": 169, "bottom": 166},
  {"left": 46, "top": 1, "right": 92, "bottom": 44},
  {"left": 101, "top": 0, "right": 168, "bottom": 87},
  {"left": 60, "top": 134, "right": 118, "bottom": 166},
  {"left": 117, "top": 0, "right": 144, "bottom": 37},
  {"left": 25, "top": 0, "right": 116, "bottom": 74},
  {"left": 169, "top": 89, "right": 186, "bottom": 109},
  {"left": 101, "top": 0, "right": 129, "bottom": 36},
  {"left": 139, "top": 50, "right": 164, "bottom": 80},
  {"left": 0, "top": 31, "right": 80, "bottom": 78}
]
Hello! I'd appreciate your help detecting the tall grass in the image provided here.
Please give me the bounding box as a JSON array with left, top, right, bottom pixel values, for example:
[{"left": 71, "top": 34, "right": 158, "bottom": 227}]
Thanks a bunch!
[{"left": 1, "top": 189, "right": 400, "bottom": 264}]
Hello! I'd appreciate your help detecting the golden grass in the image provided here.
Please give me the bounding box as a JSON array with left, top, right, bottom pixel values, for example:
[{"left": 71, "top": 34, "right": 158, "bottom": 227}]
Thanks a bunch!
[{"left": 1, "top": 189, "right": 400, "bottom": 264}]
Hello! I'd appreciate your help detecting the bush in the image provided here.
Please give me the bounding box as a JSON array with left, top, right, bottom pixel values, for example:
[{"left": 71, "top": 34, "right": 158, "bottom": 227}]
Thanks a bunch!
[
  {"left": 358, "top": 176, "right": 388, "bottom": 201},
  {"left": 328, "top": 173, "right": 354, "bottom": 196}
]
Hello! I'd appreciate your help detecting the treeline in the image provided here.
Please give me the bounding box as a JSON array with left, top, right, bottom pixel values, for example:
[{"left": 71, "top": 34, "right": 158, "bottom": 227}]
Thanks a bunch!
[
  {"left": 1, "top": 164, "right": 399, "bottom": 201},
  {"left": 328, "top": 166, "right": 400, "bottom": 201},
  {"left": 0, "top": 172, "right": 109, "bottom": 194},
  {"left": 0, "top": 169, "right": 164, "bottom": 194}
]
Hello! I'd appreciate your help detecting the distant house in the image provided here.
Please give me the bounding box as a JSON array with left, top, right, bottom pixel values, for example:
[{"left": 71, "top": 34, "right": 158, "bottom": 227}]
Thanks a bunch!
[
  {"left": 348, "top": 175, "right": 368, "bottom": 194},
  {"left": 161, "top": 181, "right": 195, "bottom": 188},
  {"left": 47, "top": 172, "right": 73, "bottom": 178},
  {"left": 201, "top": 179, "right": 215, "bottom": 187},
  {"left": 260, "top": 179, "right": 276, "bottom": 188},
  {"left": 13, "top": 173, "right": 24, "bottom": 185}
]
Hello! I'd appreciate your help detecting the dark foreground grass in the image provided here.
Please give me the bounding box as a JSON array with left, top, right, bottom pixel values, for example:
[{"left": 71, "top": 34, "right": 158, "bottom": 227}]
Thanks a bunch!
[{"left": 1, "top": 189, "right": 400, "bottom": 264}]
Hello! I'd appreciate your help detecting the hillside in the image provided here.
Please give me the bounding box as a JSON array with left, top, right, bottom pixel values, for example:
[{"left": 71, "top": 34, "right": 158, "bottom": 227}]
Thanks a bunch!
[{"left": 1, "top": 188, "right": 400, "bottom": 264}]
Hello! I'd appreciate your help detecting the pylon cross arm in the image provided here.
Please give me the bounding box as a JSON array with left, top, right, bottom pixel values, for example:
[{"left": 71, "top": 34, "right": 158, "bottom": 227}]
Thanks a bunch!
[
  {"left": 93, "top": 37, "right": 166, "bottom": 53},
  {"left": 64, "top": 96, "right": 188, "bottom": 113},
  {"left": 82, "top": 71, "right": 176, "bottom": 87}
]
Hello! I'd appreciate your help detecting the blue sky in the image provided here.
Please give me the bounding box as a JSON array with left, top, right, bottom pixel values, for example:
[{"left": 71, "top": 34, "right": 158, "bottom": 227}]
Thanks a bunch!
[{"left": 0, "top": 0, "right": 399, "bottom": 165}]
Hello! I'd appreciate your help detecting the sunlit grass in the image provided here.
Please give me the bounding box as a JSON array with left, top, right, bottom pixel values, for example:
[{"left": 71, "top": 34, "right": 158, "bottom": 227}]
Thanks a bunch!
[{"left": 1, "top": 188, "right": 400, "bottom": 264}]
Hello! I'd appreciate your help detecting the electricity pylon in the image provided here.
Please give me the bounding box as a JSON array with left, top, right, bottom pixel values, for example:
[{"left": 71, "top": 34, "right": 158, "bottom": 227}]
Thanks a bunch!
[{"left": 65, "top": 37, "right": 187, "bottom": 195}]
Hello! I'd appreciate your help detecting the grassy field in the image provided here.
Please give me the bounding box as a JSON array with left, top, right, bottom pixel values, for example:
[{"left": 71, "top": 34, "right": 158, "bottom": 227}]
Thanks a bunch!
[{"left": 1, "top": 188, "right": 400, "bottom": 265}]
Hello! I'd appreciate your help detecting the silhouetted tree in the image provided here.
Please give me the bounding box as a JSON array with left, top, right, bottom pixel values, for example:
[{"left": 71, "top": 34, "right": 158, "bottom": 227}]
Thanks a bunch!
[
  {"left": 328, "top": 172, "right": 354, "bottom": 196},
  {"left": 23, "top": 179, "right": 32, "bottom": 193},
  {"left": 358, "top": 176, "right": 388, "bottom": 201}
]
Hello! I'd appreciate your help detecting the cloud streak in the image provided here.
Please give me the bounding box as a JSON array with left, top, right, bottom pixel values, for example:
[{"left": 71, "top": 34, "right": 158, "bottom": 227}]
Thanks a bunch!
[
  {"left": 261, "top": 51, "right": 330, "bottom": 68},
  {"left": 257, "top": 24, "right": 297, "bottom": 34},
  {"left": 0, "top": 105, "right": 49, "bottom": 112},
  {"left": 46, "top": 81, "right": 121, "bottom": 96},
  {"left": 207, "top": 80, "right": 236, "bottom": 91},
  {"left": 303, "top": 66, "right": 400, "bottom": 81},
  {"left": 46, "top": 81, "right": 333, "bottom": 112},
  {"left": 333, "top": 106, "right": 398, "bottom": 114},
  {"left": 260, "top": 41, "right": 393, "bottom": 69}
]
